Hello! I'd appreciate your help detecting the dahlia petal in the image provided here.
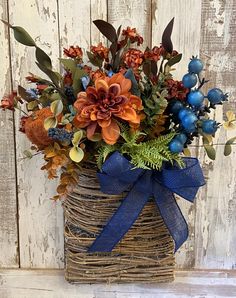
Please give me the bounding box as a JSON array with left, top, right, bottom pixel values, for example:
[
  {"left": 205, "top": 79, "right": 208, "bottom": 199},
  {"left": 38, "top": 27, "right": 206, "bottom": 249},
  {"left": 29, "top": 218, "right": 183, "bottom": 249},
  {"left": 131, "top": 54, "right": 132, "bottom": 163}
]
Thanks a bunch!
[
  {"left": 109, "top": 83, "right": 121, "bottom": 97},
  {"left": 102, "top": 120, "right": 120, "bottom": 145},
  {"left": 76, "top": 91, "right": 87, "bottom": 100},
  {"left": 87, "top": 122, "right": 98, "bottom": 139},
  {"left": 86, "top": 86, "right": 98, "bottom": 102},
  {"left": 95, "top": 79, "right": 109, "bottom": 92},
  {"left": 108, "top": 73, "right": 131, "bottom": 95},
  {"left": 116, "top": 107, "right": 138, "bottom": 123},
  {"left": 129, "top": 95, "right": 143, "bottom": 110},
  {"left": 98, "top": 118, "right": 111, "bottom": 128}
]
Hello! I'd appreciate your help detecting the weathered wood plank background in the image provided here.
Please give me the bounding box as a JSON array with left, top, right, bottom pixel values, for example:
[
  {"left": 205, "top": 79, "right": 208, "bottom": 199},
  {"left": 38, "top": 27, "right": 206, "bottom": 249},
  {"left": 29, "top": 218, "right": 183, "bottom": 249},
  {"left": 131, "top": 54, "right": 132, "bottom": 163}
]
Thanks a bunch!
[{"left": 0, "top": 0, "right": 236, "bottom": 274}]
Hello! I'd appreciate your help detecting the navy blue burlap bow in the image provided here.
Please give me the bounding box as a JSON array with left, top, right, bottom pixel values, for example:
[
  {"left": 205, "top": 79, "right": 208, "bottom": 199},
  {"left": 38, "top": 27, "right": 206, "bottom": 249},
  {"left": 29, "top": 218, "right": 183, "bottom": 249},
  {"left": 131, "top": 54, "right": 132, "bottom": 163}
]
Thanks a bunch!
[{"left": 88, "top": 151, "right": 205, "bottom": 253}]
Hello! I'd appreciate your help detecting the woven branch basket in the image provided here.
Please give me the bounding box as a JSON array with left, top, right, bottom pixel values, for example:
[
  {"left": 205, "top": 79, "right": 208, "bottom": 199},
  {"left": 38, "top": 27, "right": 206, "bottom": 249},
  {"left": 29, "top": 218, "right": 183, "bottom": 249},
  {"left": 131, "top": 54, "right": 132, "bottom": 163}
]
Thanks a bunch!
[{"left": 63, "top": 163, "right": 175, "bottom": 283}]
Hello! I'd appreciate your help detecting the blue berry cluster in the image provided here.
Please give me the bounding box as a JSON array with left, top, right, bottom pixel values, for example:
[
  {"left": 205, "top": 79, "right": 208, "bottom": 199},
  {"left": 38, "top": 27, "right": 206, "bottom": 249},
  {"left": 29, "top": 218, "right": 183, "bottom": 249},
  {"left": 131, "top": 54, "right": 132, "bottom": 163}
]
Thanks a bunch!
[
  {"left": 64, "top": 86, "right": 76, "bottom": 103},
  {"left": 48, "top": 128, "right": 73, "bottom": 142},
  {"left": 168, "top": 57, "right": 227, "bottom": 154}
]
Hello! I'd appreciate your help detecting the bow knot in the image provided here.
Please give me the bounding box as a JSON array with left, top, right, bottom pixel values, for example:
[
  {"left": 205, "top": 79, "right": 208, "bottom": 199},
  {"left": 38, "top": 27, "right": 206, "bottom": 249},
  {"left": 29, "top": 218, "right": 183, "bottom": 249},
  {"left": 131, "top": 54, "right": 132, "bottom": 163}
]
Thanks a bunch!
[{"left": 88, "top": 151, "right": 205, "bottom": 253}]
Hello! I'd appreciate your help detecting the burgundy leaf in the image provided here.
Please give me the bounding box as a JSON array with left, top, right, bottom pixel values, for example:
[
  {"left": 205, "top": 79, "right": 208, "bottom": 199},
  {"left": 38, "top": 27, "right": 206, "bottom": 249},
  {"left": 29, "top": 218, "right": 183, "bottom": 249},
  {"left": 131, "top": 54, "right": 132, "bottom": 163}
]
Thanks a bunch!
[
  {"left": 161, "top": 18, "right": 174, "bottom": 53},
  {"left": 93, "top": 19, "right": 117, "bottom": 43},
  {"left": 151, "top": 60, "right": 158, "bottom": 76},
  {"left": 110, "top": 42, "right": 117, "bottom": 59},
  {"left": 143, "top": 62, "right": 151, "bottom": 77},
  {"left": 117, "top": 25, "right": 122, "bottom": 38}
]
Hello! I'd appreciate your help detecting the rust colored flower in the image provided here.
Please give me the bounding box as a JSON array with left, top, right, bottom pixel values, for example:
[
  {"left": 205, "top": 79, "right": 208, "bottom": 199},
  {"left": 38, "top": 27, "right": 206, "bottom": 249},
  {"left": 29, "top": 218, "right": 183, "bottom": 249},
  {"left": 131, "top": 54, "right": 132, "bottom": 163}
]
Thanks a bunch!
[
  {"left": 122, "top": 27, "right": 144, "bottom": 46},
  {"left": 0, "top": 91, "right": 17, "bottom": 111},
  {"left": 83, "top": 65, "right": 92, "bottom": 74},
  {"left": 24, "top": 108, "right": 54, "bottom": 149},
  {"left": 144, "top": 46, "right": 162, "bottom": 62},
  {"left": 123, "top": 48, "right": 144, "bottom": 69},
  {"left": 91, "top": 42, "right": 109, "bottom": 61},
  {"left": 36, "top": 84, "right": 48, "bottom": 91},
  {"left": 166, "top": 79, "right": 188, "bottom": 101},
  {"left": 63, "top": 71, "right": 73, "bottom": 86},
  {"left": 25, "top": 73, "right": 40, "bottom": 83},
  {"left": 19, "top": 116, "right": 29, "bottom": 133},
  {"left": 74, "top": 73, "right": 143, "bottom": 145},
  {"left": 90, "top": 70, "right": 106, "bottom": 81},
  {"left": 63, "top": 46, "right": 83, "bottom": 59}
]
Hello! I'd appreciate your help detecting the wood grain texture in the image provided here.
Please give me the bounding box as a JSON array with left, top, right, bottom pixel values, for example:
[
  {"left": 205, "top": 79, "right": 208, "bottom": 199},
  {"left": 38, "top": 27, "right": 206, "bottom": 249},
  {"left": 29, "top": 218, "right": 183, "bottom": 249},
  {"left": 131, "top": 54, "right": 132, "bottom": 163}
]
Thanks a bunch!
[
  {"left": 58, "top": 0, "right": 91, "bottom": 52},
  {"left": 151, "top": 0, "right": 202, "bottom": 268},
  {"left": 8, "top": 0, "right": 64, "bottom": 268},
  {"left": 107, "top": 0, "right": 152, "bottom": 49},
  {"left": 0, "top": 0, "right": 236, "bottom": 273},
  {"left": 0, "top": 269, "right": 236, "bottom": 298},
  {"left": 195, "top": 0, "right": 236, "bottom": 269},
  {"left": 0, "top": 0, "right": 19, "bottom": 268}
]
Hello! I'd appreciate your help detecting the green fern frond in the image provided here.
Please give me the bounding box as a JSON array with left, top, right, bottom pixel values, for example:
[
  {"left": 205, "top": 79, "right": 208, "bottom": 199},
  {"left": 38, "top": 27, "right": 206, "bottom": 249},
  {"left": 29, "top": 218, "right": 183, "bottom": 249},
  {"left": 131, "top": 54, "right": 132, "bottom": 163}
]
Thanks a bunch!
[
  {"left": 120, "top": 131, "right": 184, "bottom": 170},
  {"left": 96, "top": 143, "right": 118, "bottom": 169}
]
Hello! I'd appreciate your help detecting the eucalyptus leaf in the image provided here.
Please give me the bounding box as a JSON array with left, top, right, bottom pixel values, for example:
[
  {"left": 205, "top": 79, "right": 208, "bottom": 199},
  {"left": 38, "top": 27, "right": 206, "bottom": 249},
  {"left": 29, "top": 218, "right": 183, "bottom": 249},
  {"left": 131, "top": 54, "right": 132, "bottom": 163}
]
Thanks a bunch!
[
  {"left": 50, "top": 99, "right": 63, "bottom": 116},
  {"left": 44, "top": 116, "right": 57, "bottom": 130},
  {"left": 72, "top": 67, "right": 86, "bottom": 96},
  {"left": 72, "top": 130, "right": 83, "bottom": 146},
  {"left": 35, "top": 62, "right": 59, "bottom": 86},
  {"left": 224, "top": 136, "right": 236, "bottom": 156},
  {"left": 203, "top": 144, "right": 216, "bottom": 160},
  {"left": 35, "top": 46, "right": 52, "bottom": 69},
  {"left": 27, "top": 100, "right": 38, "bottom": 111},
  {"left": 87, "top": 51, "right": 102, "bottom": 67},
  {"left": 23, "top": 150, "right": 33, "bottom": 159},
  {"left": 12, "top": 26, "right": 36, "bottom": 46},
  {"left": 59, "top": 58, "right": 77, "bottom": 74},
  {"left": 69, "top": 146, "right": 84, "bottom": 163}
]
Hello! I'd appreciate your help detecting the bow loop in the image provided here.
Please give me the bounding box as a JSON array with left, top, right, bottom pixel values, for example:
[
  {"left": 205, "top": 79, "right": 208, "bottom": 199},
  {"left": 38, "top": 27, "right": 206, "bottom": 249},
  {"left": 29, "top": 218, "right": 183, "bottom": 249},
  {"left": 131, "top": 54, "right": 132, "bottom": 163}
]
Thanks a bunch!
[{"left": 88, "top": 152, "right": 205, "bottom": 253}]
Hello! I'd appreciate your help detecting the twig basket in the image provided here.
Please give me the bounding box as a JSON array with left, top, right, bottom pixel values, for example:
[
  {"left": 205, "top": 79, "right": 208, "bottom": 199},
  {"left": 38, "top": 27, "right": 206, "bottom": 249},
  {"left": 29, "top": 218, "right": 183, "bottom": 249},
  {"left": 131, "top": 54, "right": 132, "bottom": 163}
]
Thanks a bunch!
[{"left": 63, "top": 164, "right": 175, "bottom": 283}]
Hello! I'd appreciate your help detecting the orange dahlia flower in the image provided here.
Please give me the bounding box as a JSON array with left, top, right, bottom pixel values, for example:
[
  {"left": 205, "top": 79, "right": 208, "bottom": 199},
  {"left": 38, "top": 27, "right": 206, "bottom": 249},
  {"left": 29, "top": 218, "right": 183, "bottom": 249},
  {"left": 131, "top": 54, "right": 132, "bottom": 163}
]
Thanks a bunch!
[{"left": 74, "top": 73, "right": 143, "bottom": 145}]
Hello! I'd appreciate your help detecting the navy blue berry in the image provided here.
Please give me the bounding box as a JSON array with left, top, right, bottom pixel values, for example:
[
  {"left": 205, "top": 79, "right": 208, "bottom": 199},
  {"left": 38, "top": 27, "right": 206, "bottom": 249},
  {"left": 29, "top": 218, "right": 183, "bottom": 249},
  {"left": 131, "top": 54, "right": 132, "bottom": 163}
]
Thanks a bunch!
[
  {"left": 178, "top": 108, "right": 192, "bottom": 120},
  {"left": 170, "top": 100, "right": 183, "bottom": 114},
  {"left": 187, "top": 90, "right": 204, "bottom": 107},
  {"left": 201, "top": 120, "right": 218, "bottom": 134},
  {"left": 169, "top": 139, "right": 183, "bottom": 153},
  {"left": 175, "top": 133, "right": 187, "bottom": 144},
  {"left": 188, "top": 58, "right": 204, "bottom": 74},
  {"left": 182, "top": 113, "right": 198, "bottom": 129},
  {"left": 184, "top": 124, "right": 197, "bottom": 133},
  {"left": 182, "top": 73, "right": 198, "bottom": 88},
  {"left": 207, "top": 88, "right": 227, "bottom": 105}
]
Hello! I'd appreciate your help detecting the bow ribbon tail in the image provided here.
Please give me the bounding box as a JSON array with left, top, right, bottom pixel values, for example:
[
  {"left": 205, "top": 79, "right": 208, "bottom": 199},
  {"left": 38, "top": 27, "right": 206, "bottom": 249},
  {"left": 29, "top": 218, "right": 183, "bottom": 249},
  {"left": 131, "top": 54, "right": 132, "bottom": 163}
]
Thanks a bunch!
[
  {"left": 88, "top": 172, "right": 151, "bottom": 253},
  {"left": 153, "top": 182, "right": 188, "bottom": 252}
]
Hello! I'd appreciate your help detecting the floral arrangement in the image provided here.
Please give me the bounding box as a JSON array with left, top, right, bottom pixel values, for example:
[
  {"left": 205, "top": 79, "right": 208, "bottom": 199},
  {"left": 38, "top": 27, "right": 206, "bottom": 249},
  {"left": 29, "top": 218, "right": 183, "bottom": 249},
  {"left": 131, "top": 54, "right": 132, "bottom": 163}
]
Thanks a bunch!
[{"left": 1, "top": 18, "right": 235, "bottom": 206}]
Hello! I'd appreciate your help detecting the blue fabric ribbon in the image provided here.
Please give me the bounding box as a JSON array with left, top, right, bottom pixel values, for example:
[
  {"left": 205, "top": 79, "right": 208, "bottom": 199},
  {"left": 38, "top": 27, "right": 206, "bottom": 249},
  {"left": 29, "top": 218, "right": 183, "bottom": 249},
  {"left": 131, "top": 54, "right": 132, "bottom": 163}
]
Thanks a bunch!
[{"left": 88, "top": 151, "right": 205, "bottom": 253}]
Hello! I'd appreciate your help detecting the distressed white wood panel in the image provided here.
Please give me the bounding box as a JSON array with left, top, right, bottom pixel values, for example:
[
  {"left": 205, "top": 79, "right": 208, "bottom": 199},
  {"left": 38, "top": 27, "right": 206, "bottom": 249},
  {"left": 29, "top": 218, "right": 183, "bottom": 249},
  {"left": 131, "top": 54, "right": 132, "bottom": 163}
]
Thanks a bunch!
[
  {"left": 195, "top": 0, "right": 236, "bottom": 269},
  {"left": 151, "top": 0, "right": 202, "bottom": 268},
  {"left": 8, "top": 0, "right": 64, "bottom": 268},
  {"left": 107, "top": 0, "right": 152, "bottom": 49},
  {"left": 0, "top": 269, "right": 236, "bottom": 298},
  {"left": 58, "top": 0, "right": 91, "bottom": 53},
  {"left": 0, "top": 0, "right": 18, "bottom": 268},
  {"left": 90, "top": 0, "right": 107, "bottom": 44}
]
